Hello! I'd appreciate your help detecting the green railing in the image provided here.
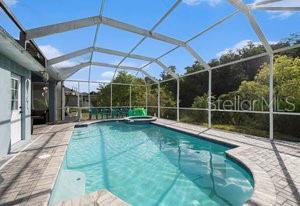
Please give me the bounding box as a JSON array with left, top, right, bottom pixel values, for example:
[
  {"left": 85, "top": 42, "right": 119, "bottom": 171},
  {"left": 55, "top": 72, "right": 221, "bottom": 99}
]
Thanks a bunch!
[{"left": 128, "top": 108, "right": 147, "bottom": 117}]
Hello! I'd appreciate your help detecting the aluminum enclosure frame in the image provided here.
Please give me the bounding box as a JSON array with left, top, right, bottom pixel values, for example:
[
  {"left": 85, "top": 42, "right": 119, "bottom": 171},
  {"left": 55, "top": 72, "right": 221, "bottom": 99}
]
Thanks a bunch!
[{"left": 1, "top": 0, "right": 299, "bottom": 140}]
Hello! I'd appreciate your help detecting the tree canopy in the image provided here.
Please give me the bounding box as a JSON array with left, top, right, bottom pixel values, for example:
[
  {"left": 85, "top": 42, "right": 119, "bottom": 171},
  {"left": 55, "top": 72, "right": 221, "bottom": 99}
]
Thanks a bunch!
[{"left": 87, "top": 35, "right": 300, "bottom": 139}]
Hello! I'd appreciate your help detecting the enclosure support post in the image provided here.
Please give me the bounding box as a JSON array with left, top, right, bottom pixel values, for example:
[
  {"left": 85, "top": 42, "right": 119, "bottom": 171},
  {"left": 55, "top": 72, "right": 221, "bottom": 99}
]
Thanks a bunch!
[
  {"left": 208, "top": 70, "right": 212, "bottom": 128},
  {"left": 88, "top": 80, "right": 91, "bottom": 120},
  {"left": 129, "top": 85, "right": 132, "bottom": 109},
  {"left": 145, "top": 85, "right": 148, "bottom": 109},
  {"left": 158, "top": 82, "right": 160, "bottom": 118},
  {"left": 88, "top": 95, "right": 91, "bottom": 120},
  {"left": 228, "top": 0, "right": 274, "bottom": 139},
  {"left": 61, "top": 81, "right": 65, "bottom": 121},
  {"left": 177, "top": 78, "right": 180, "bottom": 122},
  {"left": 77, "top": 81, "right": 81, "bottom": 121},
  {"left": 110, "top": 83, "right": 113, "bottom": 116},
  {"left": 269, "top": 54, "right": 274, "bottom": 140}
]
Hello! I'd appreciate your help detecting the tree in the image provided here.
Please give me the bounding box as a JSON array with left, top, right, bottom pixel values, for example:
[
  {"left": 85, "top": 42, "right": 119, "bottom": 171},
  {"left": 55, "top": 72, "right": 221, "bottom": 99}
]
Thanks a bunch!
[
  {"left": 160, "top": 66, "right": 177, "bottom": 101},
  {"left": 192, "top": 93, "right": 209, "bottom": 108},
  {"left": 190, "top": 55, "right": 300, "bottom": 138},
  {"left": 92, "top": 71, "right": 176, "bottom": 109},
  {"left": 180, "top": 62, "right": 208, "bottom": 107},
  {"left": 231, "top": 55, "right": 300, "bottom": 112}
]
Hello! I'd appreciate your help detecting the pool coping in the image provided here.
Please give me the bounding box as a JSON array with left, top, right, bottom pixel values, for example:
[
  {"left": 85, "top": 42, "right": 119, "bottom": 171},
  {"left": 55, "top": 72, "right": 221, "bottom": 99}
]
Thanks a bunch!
[
  {"left": 49, "top": 119, "right": 276, "bottom": 205},
  {"left": 55, "top": 189, "right": 129, "bottom": 206},
  {"left": 71, "top": 119, "right": 276, "bottom": 205},
  {"left": 151, "top": 121, "right": 277, "bottom": 206}
]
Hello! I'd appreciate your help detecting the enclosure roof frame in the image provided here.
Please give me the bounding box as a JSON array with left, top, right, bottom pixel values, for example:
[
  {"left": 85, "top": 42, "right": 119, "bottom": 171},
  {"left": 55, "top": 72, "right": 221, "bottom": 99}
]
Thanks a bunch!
[
  {"left": 0, "top": 0, "right": 298, "bottom": 83},
  {"left": 59, "top": 61, "right": 159, "bottom": 83}
]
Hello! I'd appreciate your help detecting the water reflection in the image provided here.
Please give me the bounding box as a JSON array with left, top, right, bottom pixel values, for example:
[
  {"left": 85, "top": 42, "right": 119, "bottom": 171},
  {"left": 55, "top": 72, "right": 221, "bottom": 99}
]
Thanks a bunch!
[
  {"left": 60, "top": 122, "right": 253, "bottom": 206},
  {"left": 143, "top": 125, "right": 251, "bottom": 205}
]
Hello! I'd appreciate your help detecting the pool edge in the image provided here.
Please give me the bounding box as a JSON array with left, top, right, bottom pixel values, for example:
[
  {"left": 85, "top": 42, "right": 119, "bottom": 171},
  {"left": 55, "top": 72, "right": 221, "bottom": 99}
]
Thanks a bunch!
[
  {"left": 46, "top": 126, "right": 75, "bottom": 206},
  {"left": 48, "top": 120, "right": 131, "bottom": 206},
  {"left": 226, "top": 147, "right": 276, "bottom": 206},
  {"left": 49, "top": 120, "right": 276, "bottom": 206}
]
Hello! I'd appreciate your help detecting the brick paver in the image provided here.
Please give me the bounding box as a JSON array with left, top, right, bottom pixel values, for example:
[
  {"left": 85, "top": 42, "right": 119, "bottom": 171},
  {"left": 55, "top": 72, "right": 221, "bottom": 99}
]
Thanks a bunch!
[{"left": 0, "top": 123, "right": 75, "bottom": 206}]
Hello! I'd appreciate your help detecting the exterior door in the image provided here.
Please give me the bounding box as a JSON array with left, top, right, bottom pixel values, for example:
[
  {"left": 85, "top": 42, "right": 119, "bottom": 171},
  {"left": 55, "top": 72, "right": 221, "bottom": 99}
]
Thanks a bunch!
[{"left": 11, "top": 74, "right": 22, "bottom": 145}]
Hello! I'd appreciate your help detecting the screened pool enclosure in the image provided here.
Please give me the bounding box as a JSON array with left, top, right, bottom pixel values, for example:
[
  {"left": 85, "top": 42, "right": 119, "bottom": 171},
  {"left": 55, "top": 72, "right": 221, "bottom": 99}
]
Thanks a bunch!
[{"left": 1, "top": 0, "right": 300, "bottom": 140}]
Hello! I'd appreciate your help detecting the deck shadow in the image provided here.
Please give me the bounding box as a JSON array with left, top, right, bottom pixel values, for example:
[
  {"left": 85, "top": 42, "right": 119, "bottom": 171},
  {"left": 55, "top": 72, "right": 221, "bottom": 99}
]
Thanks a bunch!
[
  {"left": 270, "top": 141, "right": 300, "bottom": 205},
  {"left": 0, "top": 125, "right": 70, "bottom": 204}
]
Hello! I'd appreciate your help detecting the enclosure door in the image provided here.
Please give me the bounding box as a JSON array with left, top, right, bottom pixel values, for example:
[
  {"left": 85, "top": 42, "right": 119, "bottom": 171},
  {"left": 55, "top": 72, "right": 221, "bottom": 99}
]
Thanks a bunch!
[{"left": 11, "top": 74, "right": 22, "bottom": 145}]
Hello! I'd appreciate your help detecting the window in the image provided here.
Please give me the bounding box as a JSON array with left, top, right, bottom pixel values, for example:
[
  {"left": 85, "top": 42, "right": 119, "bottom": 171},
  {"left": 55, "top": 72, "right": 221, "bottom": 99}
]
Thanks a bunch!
[{"left": 11, "top": 78, "right": 19, "bottom": 110}]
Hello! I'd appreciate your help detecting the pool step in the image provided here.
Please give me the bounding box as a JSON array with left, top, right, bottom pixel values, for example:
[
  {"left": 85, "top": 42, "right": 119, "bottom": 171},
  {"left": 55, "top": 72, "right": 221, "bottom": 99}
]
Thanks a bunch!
[
  {"left": 50, "top": 170, "right": 85, "bottom": 205},
  {"left": 55, "top": 189, "right": 130, "bottom": 206}
]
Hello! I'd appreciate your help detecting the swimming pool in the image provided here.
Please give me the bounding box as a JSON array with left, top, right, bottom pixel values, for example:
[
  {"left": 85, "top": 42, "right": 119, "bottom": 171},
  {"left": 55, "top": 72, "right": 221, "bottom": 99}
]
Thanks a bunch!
[{"left": 50, "top": 121, "right": 253, "bottom": 205}]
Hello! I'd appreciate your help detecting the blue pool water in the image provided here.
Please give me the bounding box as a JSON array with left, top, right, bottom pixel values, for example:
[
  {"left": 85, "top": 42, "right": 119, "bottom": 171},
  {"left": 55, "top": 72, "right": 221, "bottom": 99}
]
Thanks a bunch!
[{"left": 50, "top": 121, "right": 253, "bottom": 206}]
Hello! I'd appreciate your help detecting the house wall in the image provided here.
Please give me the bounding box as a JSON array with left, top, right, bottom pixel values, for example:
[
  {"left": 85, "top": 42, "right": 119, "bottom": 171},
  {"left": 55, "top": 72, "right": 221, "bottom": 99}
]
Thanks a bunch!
[
  {"left": 56, "top": 81, "right": 62, "bottom": 121},
  {"left": 49, "top": 80, "right": 63, "bottom": 122},
  {"left": 0, "top": 54, "right": 31, "bottom": 156},
  {"left": 49, "top": 80, "right": 56, "bottom": 123}
]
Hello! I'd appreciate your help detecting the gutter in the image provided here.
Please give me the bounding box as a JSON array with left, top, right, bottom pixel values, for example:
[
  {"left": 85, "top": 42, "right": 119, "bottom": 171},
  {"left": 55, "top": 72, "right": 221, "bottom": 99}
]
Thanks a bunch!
[{"left": 0, "top": 27, "right": 61, "bottom": 80}]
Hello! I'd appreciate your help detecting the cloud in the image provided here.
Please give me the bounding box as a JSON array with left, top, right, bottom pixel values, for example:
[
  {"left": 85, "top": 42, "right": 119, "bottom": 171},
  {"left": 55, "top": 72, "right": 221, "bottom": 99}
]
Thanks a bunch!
[
  {"left": 4, "top": 0, "right": 18, "bottom": 7},
  {"left": 101, "top": 71, "right": 114, "bottom": 79},
  {"left": 99, "top": 79, "right": 111, "bottom": 83},
  {"left": 183, "top": 0, "right": 222, "bottom": 7},
  {"left": 268, "top": 11, "right": 294, "bottom": 20},
  {"left": 39, "top": 45, "right": 76, "bottom": 68},
  {"left": 39, "top": 45, "right": 63, "bottom": 59},
  {"left": 217, "top": 40, "right": 256, "bottom": 57},
  {"left": 216, "top": 39, "right": 278, "bottom": 57}
]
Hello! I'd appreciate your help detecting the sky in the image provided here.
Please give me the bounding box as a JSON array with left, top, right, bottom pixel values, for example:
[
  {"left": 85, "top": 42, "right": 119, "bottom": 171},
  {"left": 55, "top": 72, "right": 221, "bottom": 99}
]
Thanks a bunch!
[{"left": 1, "top": 0, "right": 299, "bottom": 84}]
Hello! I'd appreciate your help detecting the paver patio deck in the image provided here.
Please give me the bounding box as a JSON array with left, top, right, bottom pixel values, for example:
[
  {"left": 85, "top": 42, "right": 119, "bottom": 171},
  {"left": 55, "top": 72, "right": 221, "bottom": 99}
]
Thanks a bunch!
[
  {"left": 0, "top": 119, "right": 299, "bottom": 206},
  {"left": 0, "top": 123, "right": 75, "bottom": 205}
]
